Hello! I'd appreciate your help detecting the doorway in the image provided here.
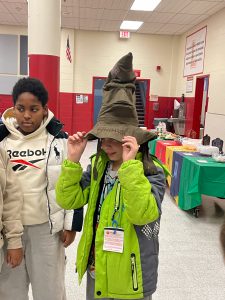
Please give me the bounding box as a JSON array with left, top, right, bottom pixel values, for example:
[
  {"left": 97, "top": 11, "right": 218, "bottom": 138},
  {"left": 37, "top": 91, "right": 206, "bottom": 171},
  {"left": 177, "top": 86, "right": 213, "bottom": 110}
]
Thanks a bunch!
[
  {"left": 92, "top": 77, "right": 150, "bottom": 126},
  {"left": 194, "top": 75, "right": 209, "bottom": 138},
  {"left": 93, "top": 77, "right": 106, "bottom": 125}
]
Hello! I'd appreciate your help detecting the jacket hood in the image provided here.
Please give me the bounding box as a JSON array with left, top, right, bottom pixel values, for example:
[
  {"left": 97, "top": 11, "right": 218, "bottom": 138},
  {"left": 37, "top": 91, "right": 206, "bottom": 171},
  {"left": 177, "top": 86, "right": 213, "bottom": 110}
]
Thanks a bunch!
[{"left": 2, "top": 107, "right": 54, "bottom": 140}]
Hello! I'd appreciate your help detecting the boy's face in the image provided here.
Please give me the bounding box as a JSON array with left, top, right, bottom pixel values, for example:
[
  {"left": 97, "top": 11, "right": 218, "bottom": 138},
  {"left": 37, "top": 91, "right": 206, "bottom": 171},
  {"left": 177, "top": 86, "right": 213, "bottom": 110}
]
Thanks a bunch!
[
  {"left": 101, "top": 138, "right": 123, "bottom": 163},
  {"left": 14, "top": 92, "right": 48, "bottom": 135}
]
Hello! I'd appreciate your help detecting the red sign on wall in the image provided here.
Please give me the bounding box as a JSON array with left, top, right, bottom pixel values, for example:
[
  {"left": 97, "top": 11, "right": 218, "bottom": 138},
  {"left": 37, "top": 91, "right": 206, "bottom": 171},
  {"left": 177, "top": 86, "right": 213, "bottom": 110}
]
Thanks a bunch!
[
  {"left": 134, "top": 69, "right": 141, "bottom": 77},
  {"left": 119, "top": 31, "right": 130, "bottom": 38}
]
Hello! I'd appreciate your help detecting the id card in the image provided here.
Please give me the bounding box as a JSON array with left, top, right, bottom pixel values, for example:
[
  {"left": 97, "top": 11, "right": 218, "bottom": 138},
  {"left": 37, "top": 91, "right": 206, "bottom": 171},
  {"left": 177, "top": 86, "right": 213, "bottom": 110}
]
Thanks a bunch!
[{"left": 103, "top": 227, "right": 124, "bottom": 253}]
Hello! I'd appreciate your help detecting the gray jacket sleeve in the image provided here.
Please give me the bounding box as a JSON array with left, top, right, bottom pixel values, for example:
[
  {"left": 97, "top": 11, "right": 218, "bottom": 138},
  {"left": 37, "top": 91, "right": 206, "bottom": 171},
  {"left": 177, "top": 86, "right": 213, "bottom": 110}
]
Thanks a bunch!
[{"left": 146, "top": 166, "right": 166, "bottom": 213}]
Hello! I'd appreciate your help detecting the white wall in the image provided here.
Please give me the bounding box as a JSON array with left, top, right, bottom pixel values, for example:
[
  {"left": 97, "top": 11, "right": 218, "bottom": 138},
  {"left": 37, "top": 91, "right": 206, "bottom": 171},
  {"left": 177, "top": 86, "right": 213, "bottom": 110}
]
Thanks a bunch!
[
  {"left": 60, "top": 29, "right": 180, "bottom": 96},
  {"left": 60, "top": 28, "right": 75, "bottom": 93},
  {"left": 175, "top": 7, "right": 225, "bottom": 142}
]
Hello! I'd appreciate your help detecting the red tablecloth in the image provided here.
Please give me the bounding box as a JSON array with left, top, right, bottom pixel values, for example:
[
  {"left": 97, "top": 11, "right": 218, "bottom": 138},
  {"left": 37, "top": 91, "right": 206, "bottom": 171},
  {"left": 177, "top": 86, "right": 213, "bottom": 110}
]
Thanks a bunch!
[{"left": 155, "top": 140, "right": 182, "bottom": 164}]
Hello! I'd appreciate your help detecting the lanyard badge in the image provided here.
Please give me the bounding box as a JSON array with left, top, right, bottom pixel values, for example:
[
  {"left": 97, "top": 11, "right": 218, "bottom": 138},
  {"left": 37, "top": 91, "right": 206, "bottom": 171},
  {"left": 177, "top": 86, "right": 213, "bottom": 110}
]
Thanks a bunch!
[
  {"left": 103, "top": 227, "right": 124, "bottom": 253},
  {"left": 103, "top": 182, "right": 124, "bottom": 253}
]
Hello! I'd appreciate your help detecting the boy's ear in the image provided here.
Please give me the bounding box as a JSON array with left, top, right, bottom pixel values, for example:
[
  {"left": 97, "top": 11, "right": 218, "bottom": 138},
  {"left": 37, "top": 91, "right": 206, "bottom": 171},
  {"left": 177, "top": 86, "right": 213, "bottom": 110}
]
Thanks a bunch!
[{"left": 43, "top": 105, "right": 48, "bottom": 116}]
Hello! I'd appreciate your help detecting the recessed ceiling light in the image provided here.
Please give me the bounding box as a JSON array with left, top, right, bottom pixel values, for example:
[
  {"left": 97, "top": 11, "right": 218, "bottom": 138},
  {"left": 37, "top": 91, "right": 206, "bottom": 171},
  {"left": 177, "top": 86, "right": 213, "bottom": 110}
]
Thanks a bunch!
[
  {"left": 130, "top": 0, "right": 161, "bottom": 11},
  {"left": 120, "top": 20, "right": 143, "bottom": 31}
]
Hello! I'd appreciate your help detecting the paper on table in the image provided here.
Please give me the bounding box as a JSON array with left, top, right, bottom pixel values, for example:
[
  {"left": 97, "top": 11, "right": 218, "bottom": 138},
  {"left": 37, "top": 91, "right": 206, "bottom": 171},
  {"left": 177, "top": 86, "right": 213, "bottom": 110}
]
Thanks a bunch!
[{"left": 197, "top": 159, "right": 208, "bottom": 163}]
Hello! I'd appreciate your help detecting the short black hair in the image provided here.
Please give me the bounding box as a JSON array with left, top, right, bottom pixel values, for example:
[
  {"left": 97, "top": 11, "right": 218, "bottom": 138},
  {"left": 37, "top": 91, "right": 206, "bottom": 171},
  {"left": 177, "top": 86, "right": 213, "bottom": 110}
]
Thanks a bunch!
[{"left": 12, "top": 77, "right": 48, "bottom": 106}]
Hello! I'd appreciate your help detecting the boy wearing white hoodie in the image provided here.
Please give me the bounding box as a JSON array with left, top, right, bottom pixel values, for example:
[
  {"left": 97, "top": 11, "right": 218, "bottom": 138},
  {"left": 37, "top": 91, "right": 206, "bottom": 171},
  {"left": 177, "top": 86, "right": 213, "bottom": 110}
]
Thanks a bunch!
[{"left": 0, "top": 77, "right": 83, "bottom": 300}]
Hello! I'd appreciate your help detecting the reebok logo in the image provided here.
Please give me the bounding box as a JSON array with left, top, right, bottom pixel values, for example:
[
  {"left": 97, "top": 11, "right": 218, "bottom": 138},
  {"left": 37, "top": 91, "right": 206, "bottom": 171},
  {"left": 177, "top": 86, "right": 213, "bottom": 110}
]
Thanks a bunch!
[
  {"left": 10, "top": 159, "right": 44, "bottom": 171},
  {"left": 7, "top": 148, "right": 46, "bottom": 159}
]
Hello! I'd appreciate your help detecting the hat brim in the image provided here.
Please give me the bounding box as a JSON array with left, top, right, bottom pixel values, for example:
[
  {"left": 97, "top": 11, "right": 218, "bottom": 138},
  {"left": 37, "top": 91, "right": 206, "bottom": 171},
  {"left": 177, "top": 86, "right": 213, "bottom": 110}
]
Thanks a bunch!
[{"left": 85, "top": 124, "right": 156, "bottom": 145}]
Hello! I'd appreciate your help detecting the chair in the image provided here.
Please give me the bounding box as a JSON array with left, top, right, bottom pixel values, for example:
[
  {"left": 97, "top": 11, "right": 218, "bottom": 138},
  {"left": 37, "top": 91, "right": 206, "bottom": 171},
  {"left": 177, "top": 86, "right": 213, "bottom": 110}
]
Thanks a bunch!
[
  {"left": 212, "top": 138, "right": 224, "bottom": 154},
  {"left": 202, "top": 134, "right": 211, "bottom": 145}
]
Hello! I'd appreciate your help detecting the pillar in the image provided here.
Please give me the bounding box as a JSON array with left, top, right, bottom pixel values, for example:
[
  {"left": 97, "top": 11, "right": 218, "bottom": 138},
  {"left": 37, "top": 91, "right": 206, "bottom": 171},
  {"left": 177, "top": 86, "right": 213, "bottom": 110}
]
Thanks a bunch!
[{"left": 28, "top": 0, "right": 61, "bottom": 117}]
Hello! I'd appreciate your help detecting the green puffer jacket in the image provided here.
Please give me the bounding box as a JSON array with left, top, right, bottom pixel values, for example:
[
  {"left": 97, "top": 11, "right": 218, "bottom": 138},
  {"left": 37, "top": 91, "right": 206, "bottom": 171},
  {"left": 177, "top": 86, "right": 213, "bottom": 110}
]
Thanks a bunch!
[{"left": 56, "top": 152, "right": 166, "bottom": 299}]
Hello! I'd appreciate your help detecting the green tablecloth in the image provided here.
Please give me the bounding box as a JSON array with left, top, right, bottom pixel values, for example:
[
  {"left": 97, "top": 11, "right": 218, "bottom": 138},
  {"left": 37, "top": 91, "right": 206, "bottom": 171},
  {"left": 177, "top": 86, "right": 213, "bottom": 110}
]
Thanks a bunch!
[
  {"left": 178, "top": 156, "right": 225, "bottom": 210},
  {"left": 148, "top": 138, "right": 159, "bottom": 155}
]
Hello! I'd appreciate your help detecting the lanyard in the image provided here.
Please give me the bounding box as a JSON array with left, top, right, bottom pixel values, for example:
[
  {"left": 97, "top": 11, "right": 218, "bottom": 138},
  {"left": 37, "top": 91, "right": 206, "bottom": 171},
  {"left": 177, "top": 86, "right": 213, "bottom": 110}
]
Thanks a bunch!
[
  {"left": 111, "top": 182, "right": 121, "bottom": 227},
  {"left": 96, "top": 164, "right": 118, "bottom": 225}
]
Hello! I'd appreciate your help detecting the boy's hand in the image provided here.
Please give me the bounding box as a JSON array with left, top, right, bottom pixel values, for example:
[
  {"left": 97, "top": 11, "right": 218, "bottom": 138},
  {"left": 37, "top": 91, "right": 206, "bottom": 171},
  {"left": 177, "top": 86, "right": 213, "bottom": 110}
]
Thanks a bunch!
[
  {"left": 6, "top": 248, "right": 23, "bottom": 268},
  {"left": 67, "top": 131, "right": 87, "bottom": 163},
  {"left": 122, "top": 136, "right": 139, "bottom": 162},
  {"left": 61, "top": 230, "right": 76, "bottom": 248}
]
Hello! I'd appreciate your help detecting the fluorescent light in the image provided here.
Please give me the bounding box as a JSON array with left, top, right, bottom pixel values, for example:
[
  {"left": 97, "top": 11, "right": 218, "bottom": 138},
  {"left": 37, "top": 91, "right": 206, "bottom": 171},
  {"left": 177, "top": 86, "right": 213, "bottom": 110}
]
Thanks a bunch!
[
  {"left": 120, "top": 21, "right": 143, "bottom": 31},
  {"left": 131, "top": 0, "right": 161, "bottom": 11}
]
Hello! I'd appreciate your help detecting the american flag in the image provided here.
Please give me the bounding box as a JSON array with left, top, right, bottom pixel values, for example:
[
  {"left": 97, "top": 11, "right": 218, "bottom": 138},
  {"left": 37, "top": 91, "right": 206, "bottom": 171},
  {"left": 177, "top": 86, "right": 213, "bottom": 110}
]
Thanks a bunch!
[{"left": 66, "top": 36, "right": 72, "bottom": 63}]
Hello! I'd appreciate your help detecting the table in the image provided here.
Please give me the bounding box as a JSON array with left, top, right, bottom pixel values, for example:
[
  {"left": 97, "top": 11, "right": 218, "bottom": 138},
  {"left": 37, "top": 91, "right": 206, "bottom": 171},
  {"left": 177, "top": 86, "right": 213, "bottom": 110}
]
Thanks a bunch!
[
  {"left": 155, "top": 140, "right": 181, "bottom": 164},
  {"left": 165, "top": 146, "right": 195, "bottom": 186},
  {"left": 148, "top": 138, "right": 160, "bottom": 155},
  {"left": 170, "top": 151, "right": 200, "bottom": 198},
  {"left": 178, "top": 156, "right": 225, "bottom": 211}
]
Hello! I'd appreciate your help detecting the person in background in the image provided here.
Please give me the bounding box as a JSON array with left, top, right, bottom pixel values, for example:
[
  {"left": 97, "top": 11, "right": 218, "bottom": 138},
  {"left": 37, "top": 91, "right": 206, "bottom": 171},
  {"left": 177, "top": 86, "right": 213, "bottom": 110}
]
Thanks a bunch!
[
  {"left": 56, "top": 53, "right": 167, "bottom": 300},
  {"left": 0, "top": 147, "right": 23, "bottom": 272},
  {"left": 0, "top": 77, "right": 83, "bottom": 300}
]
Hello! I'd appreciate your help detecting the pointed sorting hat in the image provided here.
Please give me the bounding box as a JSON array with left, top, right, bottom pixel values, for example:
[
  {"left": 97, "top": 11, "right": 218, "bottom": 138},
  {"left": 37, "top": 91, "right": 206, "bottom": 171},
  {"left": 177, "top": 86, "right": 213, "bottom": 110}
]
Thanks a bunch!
[{"left": 85, "top": 52, "right": 156, "bottom": 145}]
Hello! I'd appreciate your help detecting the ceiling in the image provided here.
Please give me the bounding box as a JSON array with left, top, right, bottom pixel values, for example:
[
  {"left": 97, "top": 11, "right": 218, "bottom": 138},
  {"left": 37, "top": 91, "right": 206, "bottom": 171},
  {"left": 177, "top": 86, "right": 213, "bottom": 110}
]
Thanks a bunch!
[{"left": 0, "top": 0, "right": 225, "bottom": 35}]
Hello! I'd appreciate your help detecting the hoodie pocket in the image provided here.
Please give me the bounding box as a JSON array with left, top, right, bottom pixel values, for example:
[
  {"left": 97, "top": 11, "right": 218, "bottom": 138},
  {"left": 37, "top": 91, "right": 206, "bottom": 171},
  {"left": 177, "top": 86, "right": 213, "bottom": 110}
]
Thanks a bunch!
[{"left": 130, "top": 253, "right": 138, "bottom": 291}]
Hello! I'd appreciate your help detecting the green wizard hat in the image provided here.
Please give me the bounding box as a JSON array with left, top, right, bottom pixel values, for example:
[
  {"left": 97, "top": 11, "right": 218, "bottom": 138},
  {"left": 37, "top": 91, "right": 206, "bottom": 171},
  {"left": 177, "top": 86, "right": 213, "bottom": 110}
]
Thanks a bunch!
[{"left": 85, "top": 52, "right": 156, "bottom": 145}]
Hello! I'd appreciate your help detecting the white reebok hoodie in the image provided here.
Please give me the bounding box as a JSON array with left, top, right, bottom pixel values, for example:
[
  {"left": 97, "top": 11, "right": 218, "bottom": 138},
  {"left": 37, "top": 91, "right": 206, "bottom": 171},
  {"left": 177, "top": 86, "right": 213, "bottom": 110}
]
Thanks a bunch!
[{"left": 2, "top": 108, "right": 54, "bottom": 225}]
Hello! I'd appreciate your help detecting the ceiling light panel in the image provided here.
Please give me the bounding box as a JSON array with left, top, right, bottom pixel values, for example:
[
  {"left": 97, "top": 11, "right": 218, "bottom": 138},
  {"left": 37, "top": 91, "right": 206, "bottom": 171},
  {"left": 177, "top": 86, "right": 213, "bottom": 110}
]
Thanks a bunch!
[
  {"left": 131, "top": 0, "right": 162, "bottom": 11},
  {"left": 120, "top": 20, "right": 143, "bottom": 30}
]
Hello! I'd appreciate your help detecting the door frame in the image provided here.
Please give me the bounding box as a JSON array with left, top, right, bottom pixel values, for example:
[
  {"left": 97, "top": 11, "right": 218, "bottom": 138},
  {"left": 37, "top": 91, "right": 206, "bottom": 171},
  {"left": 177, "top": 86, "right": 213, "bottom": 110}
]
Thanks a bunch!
[
  {"left": 193, "top": 74, "right": 210, "bottom": 138},
  {"left": 92, "top": 77, "right": 150, "bottom": 128}
]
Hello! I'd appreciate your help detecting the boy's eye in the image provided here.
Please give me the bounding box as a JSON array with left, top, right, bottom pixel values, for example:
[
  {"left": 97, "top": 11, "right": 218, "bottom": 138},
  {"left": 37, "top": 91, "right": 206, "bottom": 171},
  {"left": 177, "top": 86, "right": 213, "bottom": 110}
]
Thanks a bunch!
[{"left": 16, "top": 107, "right": 38, "bottom": 112}]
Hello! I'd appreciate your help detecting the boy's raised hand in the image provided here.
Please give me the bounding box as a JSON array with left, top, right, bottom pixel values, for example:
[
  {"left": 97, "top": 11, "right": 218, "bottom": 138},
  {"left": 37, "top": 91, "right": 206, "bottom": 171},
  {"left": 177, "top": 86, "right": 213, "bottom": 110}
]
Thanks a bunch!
[
  {"left": 122, "top": 136, "right": 140, "bottom": 162},
  {"left": 67, "top": 131, "right": 87, "bottom": 163},
  {"left": 6, "top": 248, "right": 23, "bottom": 268}
]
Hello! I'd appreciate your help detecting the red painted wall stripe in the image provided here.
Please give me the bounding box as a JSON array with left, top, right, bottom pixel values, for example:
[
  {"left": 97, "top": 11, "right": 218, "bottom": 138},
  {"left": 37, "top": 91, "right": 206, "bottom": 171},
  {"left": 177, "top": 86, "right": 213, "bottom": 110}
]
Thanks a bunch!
[{"left": 29, "top": 54, "right": 60, "bottom": 117}]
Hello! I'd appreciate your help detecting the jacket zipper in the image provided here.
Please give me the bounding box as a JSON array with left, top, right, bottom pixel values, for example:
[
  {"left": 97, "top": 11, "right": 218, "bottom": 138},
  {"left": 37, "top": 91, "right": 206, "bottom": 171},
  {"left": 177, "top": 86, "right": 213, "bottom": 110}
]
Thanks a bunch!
[
  {"left": 130, "top": 253, "right": 138, "bottom": 291},
  {"left": 45, "top": 135, "right": 57, "bottom": 234},
  {"left": 45, "top": 125, "right": 65, "bottom": 234}
]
